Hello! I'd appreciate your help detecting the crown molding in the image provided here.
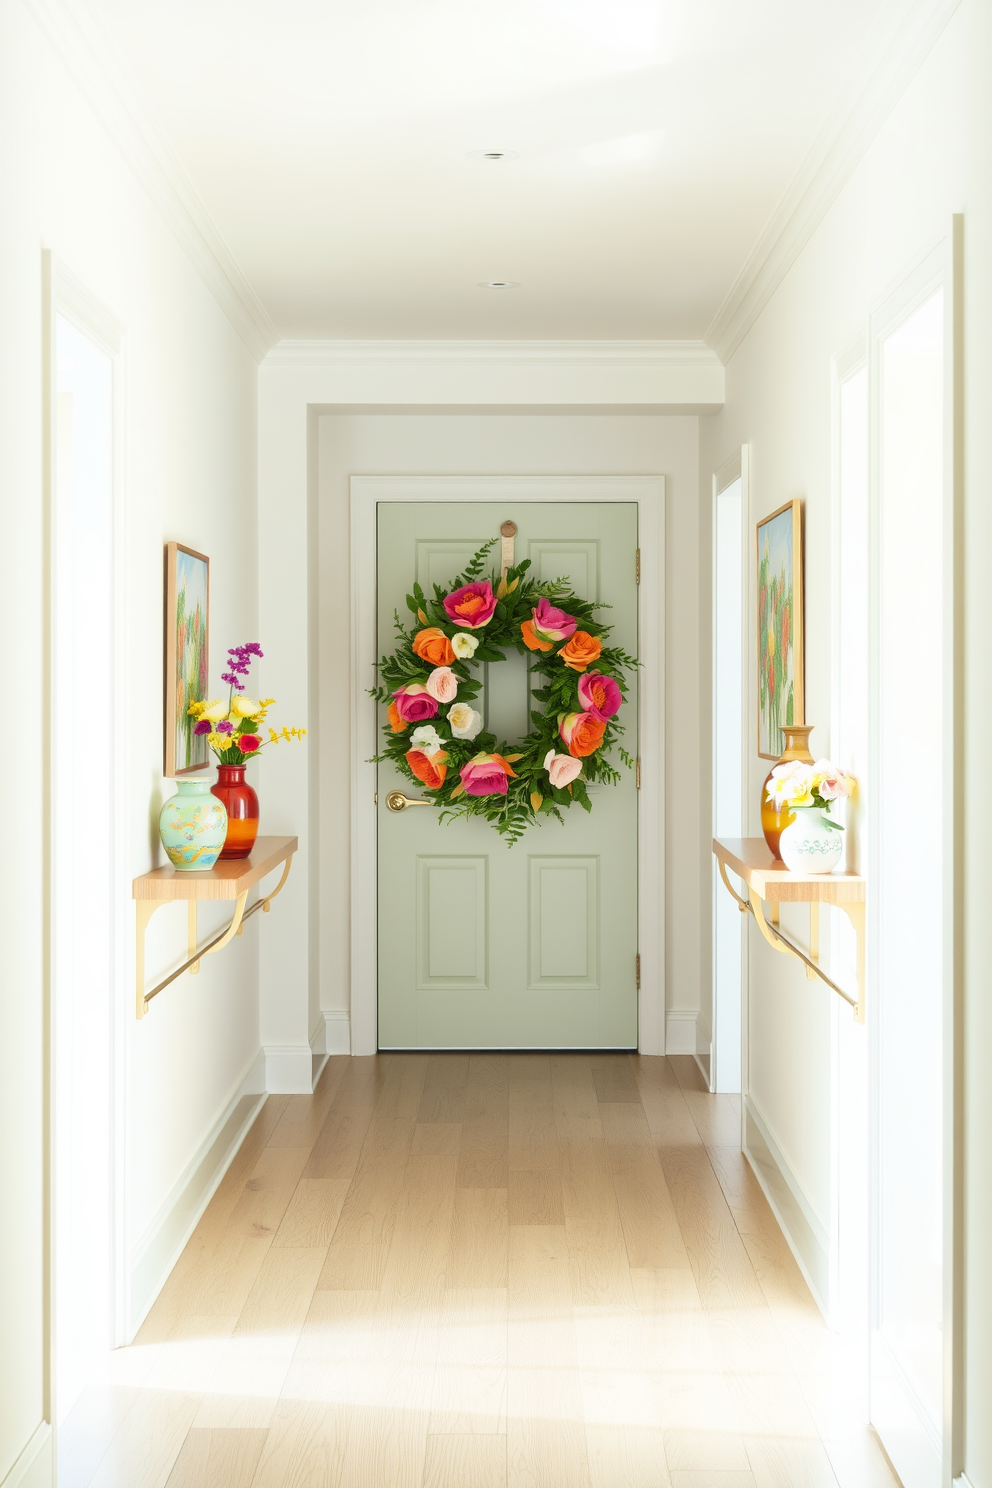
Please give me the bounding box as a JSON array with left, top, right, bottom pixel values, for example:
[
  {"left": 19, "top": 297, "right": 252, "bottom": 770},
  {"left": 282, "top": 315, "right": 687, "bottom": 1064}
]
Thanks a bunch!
[
  {"left": 706, "top": 0, "right": 963, "bottom": 363},
  {"left": 265, "top": 338, "right": 721, "bottom": 368},
  {"left": 22, "top": 0, "right": 278, "bottom": 361}
]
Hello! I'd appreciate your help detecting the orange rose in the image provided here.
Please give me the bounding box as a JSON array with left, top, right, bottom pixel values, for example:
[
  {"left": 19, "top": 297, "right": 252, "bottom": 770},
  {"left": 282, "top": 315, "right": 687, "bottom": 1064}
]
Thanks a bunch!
[
  {"left": 406, "top": 748, "right": 448, "bottom": 789},
  {"left": 559, "top": 711, "right": 607, "bottom": 758},
  {"left": 521, "top": 620, "right": 553, "bottom": 653},
  {"left": 558, "top": 630, "right": 602, "bottom": 672},
  {"left": 412, "top": 627, "right": 456, "bottom": 667},
  {"left": 387, "top": 702, "right": 405, "bottom": 732}
]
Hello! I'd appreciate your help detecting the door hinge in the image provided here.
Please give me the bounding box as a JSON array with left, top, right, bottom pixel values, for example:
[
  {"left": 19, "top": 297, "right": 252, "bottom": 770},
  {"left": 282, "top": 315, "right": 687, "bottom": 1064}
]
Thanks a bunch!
[
  {"left": 635, "top": 548, "right": 640, "bottom": 584},
  {"left": 635, "top": 953, "right": 641, "bottom": 989},
  {"left": 636, "top": 757, "right": 641, "bottom": 790}
]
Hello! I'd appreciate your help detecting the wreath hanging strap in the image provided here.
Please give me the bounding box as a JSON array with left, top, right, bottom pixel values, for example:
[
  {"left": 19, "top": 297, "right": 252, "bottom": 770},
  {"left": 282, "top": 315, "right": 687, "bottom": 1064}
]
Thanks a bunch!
[{"left": 372, "top": 534, "right": 638, "bottom": 844}]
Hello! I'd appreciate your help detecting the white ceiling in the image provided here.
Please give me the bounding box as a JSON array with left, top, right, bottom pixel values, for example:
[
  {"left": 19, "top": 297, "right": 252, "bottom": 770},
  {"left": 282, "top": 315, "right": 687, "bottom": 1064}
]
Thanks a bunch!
[{"left": 90, "top": 0, "right": 899, "bottom": 342}]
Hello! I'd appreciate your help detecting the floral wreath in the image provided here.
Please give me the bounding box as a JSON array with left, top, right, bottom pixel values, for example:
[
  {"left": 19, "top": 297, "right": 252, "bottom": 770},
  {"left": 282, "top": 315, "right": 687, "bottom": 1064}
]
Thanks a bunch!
[{"left": 372, "top": 540, "right": 637, "bottom": 843}]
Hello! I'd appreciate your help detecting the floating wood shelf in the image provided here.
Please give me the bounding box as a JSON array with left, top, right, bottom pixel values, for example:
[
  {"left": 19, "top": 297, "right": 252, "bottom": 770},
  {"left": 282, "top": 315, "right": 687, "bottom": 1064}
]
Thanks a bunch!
[
  {"left": 133, "top": 835, "right": 298, "bottom": 1019},
  {"left": 713, "top": 836, "right": 866, "bottom": 1022}
]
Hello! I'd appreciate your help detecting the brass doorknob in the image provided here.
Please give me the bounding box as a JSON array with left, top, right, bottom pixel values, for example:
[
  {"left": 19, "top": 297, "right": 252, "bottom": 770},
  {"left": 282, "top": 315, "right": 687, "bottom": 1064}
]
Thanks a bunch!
[{"left": 385, "top": 790, "right": 431, "bottom": 812}]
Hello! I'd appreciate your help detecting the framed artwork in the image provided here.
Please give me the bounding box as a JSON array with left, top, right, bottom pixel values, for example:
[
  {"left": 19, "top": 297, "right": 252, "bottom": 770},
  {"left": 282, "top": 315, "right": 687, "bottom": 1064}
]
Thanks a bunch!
[
  {"left": 164, "top": 542, "right": 210, "bottom": 775},
  {"left": 756, "top": 499, "right": 804, "bottom": 759}
]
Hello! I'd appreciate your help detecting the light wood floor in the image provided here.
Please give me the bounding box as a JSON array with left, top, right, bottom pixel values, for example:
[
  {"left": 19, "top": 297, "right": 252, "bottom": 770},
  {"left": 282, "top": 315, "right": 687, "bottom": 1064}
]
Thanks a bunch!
[{"left": 60, "top": 1054, "right": 899, "bottom": 1488}]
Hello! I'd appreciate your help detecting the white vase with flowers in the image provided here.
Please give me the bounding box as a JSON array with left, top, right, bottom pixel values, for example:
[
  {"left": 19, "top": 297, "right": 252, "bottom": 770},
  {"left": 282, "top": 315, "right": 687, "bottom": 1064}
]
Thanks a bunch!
[{"left": 765, "top": 759, "right": 856, "bottom": 874}]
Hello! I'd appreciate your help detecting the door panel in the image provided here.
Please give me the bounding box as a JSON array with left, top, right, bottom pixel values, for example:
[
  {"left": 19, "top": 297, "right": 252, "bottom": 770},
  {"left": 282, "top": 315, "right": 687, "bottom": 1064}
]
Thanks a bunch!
[
  {"left": 377, "top": 501, "right": 638, "bottom": 1050},
  {"left": 417, "top": 856, "right": 488, "bottom": 990}
]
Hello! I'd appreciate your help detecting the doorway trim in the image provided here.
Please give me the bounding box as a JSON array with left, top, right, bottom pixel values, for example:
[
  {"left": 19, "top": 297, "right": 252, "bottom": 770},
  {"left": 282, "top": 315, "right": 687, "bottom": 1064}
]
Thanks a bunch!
[
  {"left": 709, "top": 447, "right": 748, "bottom": 1096},
  {"left": 42, "top": 251, "right": 128, "bottom": 1433},
  {"left": 349, "top": 474, "right": 665, "bottom": 1057},
  {"left": 865, "top": 228, "right": 963, "bottom": 1487}
]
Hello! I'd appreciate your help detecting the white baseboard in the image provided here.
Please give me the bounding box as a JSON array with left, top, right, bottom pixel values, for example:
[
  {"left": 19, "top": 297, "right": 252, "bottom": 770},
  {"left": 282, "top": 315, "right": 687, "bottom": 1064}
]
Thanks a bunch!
[
  {"left": 323, "top": 1009, "right": 352, "bottom": 1054},
  {"left": 265, "top": 1019, "right": 330, "bottom": 1094},
  {"left": 664, "top": 1010, "right": 698, "bottom": 1055},
  {"left": 694, "top": 1014, "right": 713, "bottom": 1087},
  {"left": 128, "top": 1049, "right": 266, "bottom": 1336},
  {"left": 743, "top": 1094, "right": 830, "bottom": 1317},
  {"left": 2, "top": 1425, "right": 52, "bottom": 1488},
  {"left": 953, "top": 1474, "right": 977, "bottom": 1487},
  {"left": 265, "top": 1044, "right": 317, "bottom": 1093}
]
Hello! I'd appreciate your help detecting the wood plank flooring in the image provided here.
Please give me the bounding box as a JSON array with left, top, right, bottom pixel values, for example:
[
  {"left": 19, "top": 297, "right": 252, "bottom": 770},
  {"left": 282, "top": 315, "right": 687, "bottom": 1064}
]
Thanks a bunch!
[{"left": 59, "top": 1055, "right": 899, "bottom": 1488}]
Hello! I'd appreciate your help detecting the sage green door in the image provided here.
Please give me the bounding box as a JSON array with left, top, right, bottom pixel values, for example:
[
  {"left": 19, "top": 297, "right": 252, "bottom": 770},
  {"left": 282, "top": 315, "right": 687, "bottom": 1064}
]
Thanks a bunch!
[{"left": 376, "top": 501, "right": 638, "bottom": 1049}]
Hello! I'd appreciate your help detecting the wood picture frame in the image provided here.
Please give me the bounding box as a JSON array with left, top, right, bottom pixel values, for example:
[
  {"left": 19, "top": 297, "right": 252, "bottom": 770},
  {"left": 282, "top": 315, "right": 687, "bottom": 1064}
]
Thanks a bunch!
[
  {"left": 756, "top": 498, "right": 804, "bottom": 759},
  {"left": 164, "top": 541, "right": 210, "bottom": 776}
]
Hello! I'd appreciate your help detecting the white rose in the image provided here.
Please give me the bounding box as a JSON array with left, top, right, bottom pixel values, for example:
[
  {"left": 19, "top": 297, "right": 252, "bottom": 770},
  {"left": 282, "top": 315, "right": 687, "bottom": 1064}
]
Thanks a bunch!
[
  {"left": 410, "top": 725, "right": 444, "bottom": 755},
  {"left": 451, "top": 632, "right": 479, "bottom": 659},
  {"left": 448, "top": 703, "right": 483, "bottom": 740}
]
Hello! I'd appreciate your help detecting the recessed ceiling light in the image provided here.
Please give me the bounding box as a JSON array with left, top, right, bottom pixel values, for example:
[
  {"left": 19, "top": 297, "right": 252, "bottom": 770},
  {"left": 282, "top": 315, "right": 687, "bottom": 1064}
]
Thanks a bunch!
[
  {"left": 478, "top": 280, "right": 520, "bottom": 289},
  {"left": 469, "top": 149, "right": 520, "bottom": 163}
]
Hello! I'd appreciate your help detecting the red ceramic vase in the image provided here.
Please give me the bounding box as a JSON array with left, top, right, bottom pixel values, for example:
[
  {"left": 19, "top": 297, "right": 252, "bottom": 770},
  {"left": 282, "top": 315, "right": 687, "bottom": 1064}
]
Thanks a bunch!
[{"left": 212, "top": 764, "right": 259, "bottom": 859}]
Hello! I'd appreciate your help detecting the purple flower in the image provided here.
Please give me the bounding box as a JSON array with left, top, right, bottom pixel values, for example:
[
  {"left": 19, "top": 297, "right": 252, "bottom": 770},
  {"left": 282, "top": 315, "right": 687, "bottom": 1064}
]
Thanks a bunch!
[
  {"left": 217, "top": 719, "right": 235, "bottom": 734},
  {"left": 193, "top": 719, "right": 211, "bottom": 736},
  {"left": 221, "top": 642, "right": 262, "bottom": 694}
]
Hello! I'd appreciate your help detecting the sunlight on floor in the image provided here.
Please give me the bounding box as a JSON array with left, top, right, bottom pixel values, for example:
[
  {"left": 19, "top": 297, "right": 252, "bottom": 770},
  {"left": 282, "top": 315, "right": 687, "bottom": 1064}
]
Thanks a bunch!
[{"left": 58, "top": 1055, "right": 898, "bottom": 1488}]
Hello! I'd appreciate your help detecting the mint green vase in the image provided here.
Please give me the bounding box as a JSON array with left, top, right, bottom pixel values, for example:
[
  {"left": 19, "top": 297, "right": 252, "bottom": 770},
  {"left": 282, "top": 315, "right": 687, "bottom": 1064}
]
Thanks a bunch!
[{"left": 159, "top": 778, "right": 228, "bottom": 871}]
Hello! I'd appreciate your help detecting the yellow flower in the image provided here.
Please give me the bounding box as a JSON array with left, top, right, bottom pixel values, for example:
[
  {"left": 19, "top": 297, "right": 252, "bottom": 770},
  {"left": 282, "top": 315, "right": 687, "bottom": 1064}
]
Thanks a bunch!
[
  {"left": 231, "top": 696, "right": 262, "bottom": 719},
  {"left": 187, "top": 699, "right": 207, "bottom": 718},
  {"left": 260, "top": 698, "right": 276, "bottom": 708},
  {"left": 206, "top": 731, "right": 227, "bottom": 750},
  {"left": 200, "top": 700, "right": 227, "bottom": 722}
]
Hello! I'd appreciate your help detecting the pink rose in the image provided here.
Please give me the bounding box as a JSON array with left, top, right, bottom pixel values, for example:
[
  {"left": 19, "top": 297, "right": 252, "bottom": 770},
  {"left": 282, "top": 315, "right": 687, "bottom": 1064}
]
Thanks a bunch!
[
  {"left": 577, "top": 671, "right": 622, "bottom": 720},
  {"left": 531, "top": 596, "right": 578, "bottom": 643},
  {"left": 813, "top": 760, "right": 854, "bottom": 800},
  {"left": 443, "top": 581, "right": 497, "bottom": 629},
  {"left": 392, "top": 684, "right": 439, "bottom": 724},
  {"left": 424, "top": 665, "right": 458, "bottom": 704},
  {"left": 542, "top": 747, "right": 582, "bottom": 789},
  {"left": 459, "top": 752, "right": 518, "bottom": 797}
]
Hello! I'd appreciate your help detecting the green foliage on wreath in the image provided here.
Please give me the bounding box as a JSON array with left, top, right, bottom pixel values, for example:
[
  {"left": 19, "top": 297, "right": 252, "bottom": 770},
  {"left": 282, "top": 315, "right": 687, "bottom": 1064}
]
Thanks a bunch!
[{"left": 370, "top": 541, "right": 637, "bottom": 845}]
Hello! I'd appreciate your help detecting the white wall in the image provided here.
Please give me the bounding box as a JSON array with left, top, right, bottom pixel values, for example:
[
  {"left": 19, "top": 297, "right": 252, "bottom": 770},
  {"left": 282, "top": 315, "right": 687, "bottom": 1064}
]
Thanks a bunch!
[
  {"left": 699, "top": 0, "right": 991, "bottom": 1477},
  {"left": 0, "top": 3, "right": 262, "bottom": 1477},
  {"left": 314, "top": 412, "right": 701, "bottom": 1050}
]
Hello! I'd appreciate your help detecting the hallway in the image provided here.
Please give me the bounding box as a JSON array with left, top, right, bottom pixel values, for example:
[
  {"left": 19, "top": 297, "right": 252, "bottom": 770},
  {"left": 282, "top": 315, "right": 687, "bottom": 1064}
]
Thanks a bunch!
[{"left": 60, "top": 1054, "right": 896, "bottom": 1488}]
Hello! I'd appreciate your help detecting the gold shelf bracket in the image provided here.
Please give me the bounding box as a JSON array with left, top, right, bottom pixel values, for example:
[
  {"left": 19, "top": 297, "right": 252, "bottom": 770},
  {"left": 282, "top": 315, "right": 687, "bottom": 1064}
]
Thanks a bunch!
[
  {"left": 135, "top": 840, "right": 296, "bottom": 1019},
  {"left": 746, "top": 889, "right": 865, "bottom": 1023},
  {"left": 712, "top": 838, "right": 865, "bottom": 1025}
]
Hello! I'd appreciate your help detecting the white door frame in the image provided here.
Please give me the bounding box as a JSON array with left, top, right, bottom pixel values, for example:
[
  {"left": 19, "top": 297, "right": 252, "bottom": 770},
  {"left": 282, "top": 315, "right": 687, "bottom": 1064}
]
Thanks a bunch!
[
  {"left": 866, "top": 226, "right": 964, "bottom": 1488},
  {"left": 42, "top": 250, "right": 129, "bottom": 1421},
  {"left": 710, "top": 446, "right": 749, "bottom": 1095},
  {"left": 349, "top": 474, "right": 665, "bottom": 1057}
]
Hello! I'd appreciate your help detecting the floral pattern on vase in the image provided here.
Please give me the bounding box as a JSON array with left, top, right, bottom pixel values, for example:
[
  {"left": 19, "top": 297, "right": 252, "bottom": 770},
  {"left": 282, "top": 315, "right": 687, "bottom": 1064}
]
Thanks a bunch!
[
  {"left": 778, "top": 806, "right": 843, "bottom": 875},
  {"left": 159, "top": 778, "right": 228, "bottom": 871}
]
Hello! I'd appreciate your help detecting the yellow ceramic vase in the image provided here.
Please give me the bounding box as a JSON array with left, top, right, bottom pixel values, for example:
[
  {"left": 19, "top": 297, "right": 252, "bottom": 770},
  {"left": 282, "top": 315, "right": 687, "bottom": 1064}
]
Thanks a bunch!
[{"left": 761, "top": 724, "right": 815, "bottom": 859}]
